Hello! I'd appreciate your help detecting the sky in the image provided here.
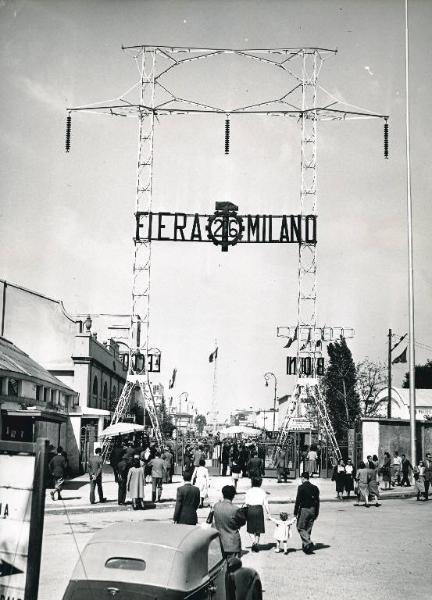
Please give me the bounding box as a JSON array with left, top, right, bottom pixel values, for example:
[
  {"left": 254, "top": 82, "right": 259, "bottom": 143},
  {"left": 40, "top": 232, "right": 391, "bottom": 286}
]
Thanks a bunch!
[{"left": 1, "top": 0, "right": 432, "bottom": 418}]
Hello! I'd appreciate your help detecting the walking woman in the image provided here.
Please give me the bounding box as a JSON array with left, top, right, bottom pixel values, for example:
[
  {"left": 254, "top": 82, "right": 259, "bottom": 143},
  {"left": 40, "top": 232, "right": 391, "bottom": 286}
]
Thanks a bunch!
[
  {"left": 244, "top": 477, "right": 270, "bottom": 552},
  {"left": 127, "top": 458, "right": 145, "bottom": 510},
  {"left": 414, "top": 460, "right": 426, "bottom": 501},
  {"left": 355, "top": 461, "right": 371, "bottom": 507},
  {"left": 344, "top": 459, "right": 356, "bottom": 499},
  {"left": 367, "top": 458, "right": 380, "bottom": 506},
  {"left": 380, "top": 451, "right": 392, "bottom": 490},
  {"left": 192, "top": 458, "right": 210, "bottom": 508},
  {"left": 332, "top": 459, "right": 346, "bottom": 500}
]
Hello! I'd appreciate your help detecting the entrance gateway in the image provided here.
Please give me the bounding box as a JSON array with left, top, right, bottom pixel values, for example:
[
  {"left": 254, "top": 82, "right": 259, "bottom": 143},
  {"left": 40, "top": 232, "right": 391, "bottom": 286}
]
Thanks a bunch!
[{"left": 66, "top": 45, "right": 388, "bottom": 468}]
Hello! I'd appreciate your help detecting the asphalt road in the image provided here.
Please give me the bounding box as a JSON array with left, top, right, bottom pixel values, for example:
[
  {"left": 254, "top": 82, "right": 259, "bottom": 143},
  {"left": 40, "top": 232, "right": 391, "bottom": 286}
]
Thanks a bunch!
[{"left": 39, "top": 497, "right": 431, "bottom": 600}]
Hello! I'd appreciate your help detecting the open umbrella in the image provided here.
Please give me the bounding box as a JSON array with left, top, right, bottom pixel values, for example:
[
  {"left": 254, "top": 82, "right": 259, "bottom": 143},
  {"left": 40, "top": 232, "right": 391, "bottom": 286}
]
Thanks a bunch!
[{"left": 99, "top": 422, "right": 146, "bottom": 438}]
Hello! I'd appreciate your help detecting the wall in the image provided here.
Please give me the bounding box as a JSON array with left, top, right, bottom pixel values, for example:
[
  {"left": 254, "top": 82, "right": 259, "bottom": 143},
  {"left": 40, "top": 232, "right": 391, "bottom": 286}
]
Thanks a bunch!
[
  {"left": 1, "top": 282, "right": 80, "bottom": 371},
  {"left": 377, "top": 422, "right": 411, "bottom": 459},
  {"left": 34, "top": 420, "right": 65, "bottom": 449}
]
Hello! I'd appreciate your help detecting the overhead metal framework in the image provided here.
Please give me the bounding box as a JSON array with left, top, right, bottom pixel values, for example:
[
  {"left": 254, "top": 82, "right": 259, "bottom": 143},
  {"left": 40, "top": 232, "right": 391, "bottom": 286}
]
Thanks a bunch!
[{"left": 67, "top": 45, "right": 388, "bottom": 455}]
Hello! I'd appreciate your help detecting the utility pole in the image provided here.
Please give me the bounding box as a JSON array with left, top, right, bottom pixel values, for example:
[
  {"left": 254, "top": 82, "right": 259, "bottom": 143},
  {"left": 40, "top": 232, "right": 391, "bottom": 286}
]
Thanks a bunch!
[{"left": 387, "top": 328, "right": 392, "bottom": 418}]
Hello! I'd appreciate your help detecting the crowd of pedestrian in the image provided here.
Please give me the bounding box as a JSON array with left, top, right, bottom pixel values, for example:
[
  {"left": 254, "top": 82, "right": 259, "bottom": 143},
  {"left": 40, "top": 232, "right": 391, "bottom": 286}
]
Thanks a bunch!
[
  {"left": 328, "top": 450, "right": 432, "bottom": 507},
  {"left": 47, "top": 437, "right": 430, "bottom": 562}
]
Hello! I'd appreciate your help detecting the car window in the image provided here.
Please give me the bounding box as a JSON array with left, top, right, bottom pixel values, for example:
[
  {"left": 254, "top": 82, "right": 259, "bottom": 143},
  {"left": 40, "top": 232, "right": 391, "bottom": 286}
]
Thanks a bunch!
[
  {"left": 208, "top": 537, "right": 224, "bottom": 571},
  {"left": 105, "top": 557, "right": 146, "bottom": 571}
]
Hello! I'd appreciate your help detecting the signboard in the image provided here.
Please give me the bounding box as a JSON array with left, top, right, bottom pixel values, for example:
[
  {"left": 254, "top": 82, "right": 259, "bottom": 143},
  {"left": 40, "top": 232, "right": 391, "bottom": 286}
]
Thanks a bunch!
[
  {"left": 122, "top": 348, "right": 161, "bottom": 373},
  {"left": 347, "top": 428, "right": 355, "bottom": 461},
  {"left": 287, "top": 356, "right": 325, "bottom": 376},
  {"left": 0, "top": 439, "right": 47, "bottom": 600},
  {"left": 288, "top": 417, "right": 313, "bottom": 431},
  {"left": 135, "top": 203, "right": 317, "bottom": 252}
]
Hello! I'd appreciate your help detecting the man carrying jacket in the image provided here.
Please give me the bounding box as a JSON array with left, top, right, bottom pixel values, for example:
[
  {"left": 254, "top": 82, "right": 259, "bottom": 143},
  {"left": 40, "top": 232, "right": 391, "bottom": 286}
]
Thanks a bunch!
[
  {"left": 213, "top": 485, "right": 247, "bottom": 559},
  {"left": 294, "top": 471, "right": 320, "bottom": 554}
]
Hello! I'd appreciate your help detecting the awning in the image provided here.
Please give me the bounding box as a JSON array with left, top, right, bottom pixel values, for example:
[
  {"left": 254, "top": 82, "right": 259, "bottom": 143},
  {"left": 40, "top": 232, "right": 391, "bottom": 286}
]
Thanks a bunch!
[
  {"left": 99, "top": 422, "right": 145, "bottom": 438},
  {"left": 69, "top": 407, "right": 111, "bottom": 417},
  {"left": 1, "top": 409, "right": 67, "bottom": 423}
]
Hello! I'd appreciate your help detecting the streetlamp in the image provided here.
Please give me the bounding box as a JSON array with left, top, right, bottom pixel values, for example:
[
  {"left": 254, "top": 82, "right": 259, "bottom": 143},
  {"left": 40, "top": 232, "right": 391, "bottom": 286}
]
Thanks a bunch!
[{"left": 264, "top": 372, "right": 278, "bottom": 433}]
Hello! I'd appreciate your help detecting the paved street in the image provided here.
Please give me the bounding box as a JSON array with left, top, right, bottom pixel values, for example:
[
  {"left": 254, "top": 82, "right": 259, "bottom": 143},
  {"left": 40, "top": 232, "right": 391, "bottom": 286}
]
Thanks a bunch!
[{"left": 39, "top": 488, "right": 431, "bottom": 600}]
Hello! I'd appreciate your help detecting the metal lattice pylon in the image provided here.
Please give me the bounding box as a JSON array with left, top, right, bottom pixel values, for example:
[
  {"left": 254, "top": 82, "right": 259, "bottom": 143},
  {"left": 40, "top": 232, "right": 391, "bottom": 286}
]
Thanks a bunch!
[
  {"left": 101, "top": 377, "right": 163, "bottom": 462},
  {"left": 67, "top": 45, "right": 387, "bottom": 455},
  {"left": 275, "top": 378, "right": 341, "bottom": 466}
]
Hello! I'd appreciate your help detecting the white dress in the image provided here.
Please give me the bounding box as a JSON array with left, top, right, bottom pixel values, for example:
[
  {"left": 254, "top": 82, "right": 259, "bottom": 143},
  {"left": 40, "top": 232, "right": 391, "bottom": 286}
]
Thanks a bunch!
[
  {"left": 193, "top": 465, "right": 209, "bottom": 498},
  {"left": 273, "top": 520, "right": 291, "bottom": 542}
]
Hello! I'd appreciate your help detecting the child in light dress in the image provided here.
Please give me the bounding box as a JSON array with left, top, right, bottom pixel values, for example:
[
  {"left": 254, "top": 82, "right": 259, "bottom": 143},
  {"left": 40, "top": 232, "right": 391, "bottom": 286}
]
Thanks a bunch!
[{"left": 269, "top": 512, "right": 296, "bottom": 554}]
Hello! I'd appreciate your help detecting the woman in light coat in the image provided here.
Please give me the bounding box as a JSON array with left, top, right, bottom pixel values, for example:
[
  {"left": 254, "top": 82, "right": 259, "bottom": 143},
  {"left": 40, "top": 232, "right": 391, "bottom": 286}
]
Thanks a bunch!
[
  {"left": 355, "top": 461, "right": 371, "bottom": 507},
  {"left": 127, "top": 458, "right": 145, "bottom": 510},
  {"left": 192, "top": 458, "right": 210, "bottom": 508}
]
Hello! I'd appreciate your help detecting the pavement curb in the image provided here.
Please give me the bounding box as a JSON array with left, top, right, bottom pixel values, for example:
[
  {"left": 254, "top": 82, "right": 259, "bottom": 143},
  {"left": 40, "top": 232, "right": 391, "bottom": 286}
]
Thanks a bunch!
[{"left": 44, "top": 491, "right": 417, "bottom": 515}]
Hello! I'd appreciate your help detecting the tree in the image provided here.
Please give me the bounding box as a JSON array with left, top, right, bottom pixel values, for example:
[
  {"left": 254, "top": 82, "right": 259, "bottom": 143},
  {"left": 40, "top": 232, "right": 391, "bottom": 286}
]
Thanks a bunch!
[
  {"left": 157, "top": 397, "right": 175, "bottom": 437},
  {"left": 356, "top": 359, "right": 387, "bottom": 416},
  {"left": 403, "top": 359, "right": 432, "bottom": 388},
  {"left": 322, "top": 337, "right": 361, "bottom": 441},
  {"left": 195, "top": 414, "right": 207, "bottom": 435}
]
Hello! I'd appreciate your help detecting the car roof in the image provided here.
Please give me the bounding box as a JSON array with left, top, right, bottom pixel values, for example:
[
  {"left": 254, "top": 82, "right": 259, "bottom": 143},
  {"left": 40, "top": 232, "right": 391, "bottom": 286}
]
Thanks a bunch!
[
  {"left": 89, "top": 521, "right": 217, "bottom": 549},
  {"left": 70, "top": 523, "right": 222, "bottom": 592}
]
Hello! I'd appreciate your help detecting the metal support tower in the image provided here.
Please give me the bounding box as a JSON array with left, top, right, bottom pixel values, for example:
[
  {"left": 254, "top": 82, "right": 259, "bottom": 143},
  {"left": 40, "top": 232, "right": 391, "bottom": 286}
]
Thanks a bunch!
[{"left": 67, "top": 45, "right": 387, "bottom": 458}]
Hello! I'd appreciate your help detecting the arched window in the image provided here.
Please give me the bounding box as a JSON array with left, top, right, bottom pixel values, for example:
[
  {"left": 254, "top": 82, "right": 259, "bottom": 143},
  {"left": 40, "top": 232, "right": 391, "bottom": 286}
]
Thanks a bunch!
[
  {"left": 103, "top": 382, "right": 108, "bottom": 407},
  {"left": 92, "top": 376, "right": 98, "bottom": 405},
  {"left": 111, "top": 386, "right": 117, "bottom": 400}
]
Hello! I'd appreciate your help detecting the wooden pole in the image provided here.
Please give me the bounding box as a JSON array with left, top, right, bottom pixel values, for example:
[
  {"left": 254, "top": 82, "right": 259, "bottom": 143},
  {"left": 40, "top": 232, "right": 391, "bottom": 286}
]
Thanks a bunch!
[{"left": 24, "top": 438, "right": 48, "bottom": 600}]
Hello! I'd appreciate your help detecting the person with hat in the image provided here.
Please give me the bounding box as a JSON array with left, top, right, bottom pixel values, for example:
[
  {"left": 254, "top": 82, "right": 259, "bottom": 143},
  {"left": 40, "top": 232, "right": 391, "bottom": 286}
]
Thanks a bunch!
[{"left": 293, "top": 471, "right": 320, "bottom": 554}]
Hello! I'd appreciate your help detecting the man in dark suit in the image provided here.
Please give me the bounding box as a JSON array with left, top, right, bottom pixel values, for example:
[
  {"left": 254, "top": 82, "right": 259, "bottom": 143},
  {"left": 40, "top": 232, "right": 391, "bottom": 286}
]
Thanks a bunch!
[
  {"left": 173, "top": 471, "right": 200, "bottom": 524},
  {"left": 49, "top": 446, "right": 67, "bottom": 501},
  {"left": 247, "top": 451, "right": 264, "bottom": 481},
  {"left": 213, "top": 485, "right": 247, "bottom": 558},
  {"left": 294, "top": 471, "right": 320, "bottom": 554}
]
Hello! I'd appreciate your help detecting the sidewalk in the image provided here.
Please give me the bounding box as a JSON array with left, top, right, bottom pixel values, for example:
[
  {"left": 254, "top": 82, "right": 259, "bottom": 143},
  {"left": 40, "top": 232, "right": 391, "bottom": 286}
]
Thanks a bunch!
[{"left": 45, "top": 467, "right": 416, "bottom": 515}]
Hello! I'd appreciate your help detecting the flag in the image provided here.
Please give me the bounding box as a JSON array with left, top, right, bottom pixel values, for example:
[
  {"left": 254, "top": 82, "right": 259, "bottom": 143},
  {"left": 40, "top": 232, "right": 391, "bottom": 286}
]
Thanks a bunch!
[
  {"left": 284, "top": 327, "right": 298, "bottom": 349},
  {"left": 168, "top": 368, "right": 177, "bottom": 389},
  {"left": 209, "top": 347, "right": 218, "bottom": 363},
  {"left": 392, "top": 347, "right": 407, "bottom": 364},
  {"left": 300, "top": 328, "right": 311, "bottom": 351},
  {"left": 391, "top": 333, "right": 407, "bottom": 352}
]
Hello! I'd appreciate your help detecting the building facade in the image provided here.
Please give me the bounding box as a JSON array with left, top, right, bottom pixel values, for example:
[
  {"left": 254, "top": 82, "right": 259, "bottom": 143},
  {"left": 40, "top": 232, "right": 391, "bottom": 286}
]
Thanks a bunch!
[
  {"left": 0, "top": 336, "right": 77, "bottom": 451},
  {"left": 0, "top": 279, "right": 126, "bottom": 473}
]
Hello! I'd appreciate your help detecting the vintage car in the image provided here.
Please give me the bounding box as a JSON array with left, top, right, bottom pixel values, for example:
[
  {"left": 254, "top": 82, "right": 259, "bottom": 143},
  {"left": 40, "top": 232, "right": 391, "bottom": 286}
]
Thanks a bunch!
[{"left": 62, "top": 521, "right": 262, "bottom": 600}]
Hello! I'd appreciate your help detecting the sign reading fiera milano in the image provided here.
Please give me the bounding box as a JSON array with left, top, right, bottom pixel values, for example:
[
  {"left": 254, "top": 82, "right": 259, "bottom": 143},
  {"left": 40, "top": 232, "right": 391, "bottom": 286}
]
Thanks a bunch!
[{"left": 135, "top": 202, "right": 317, "bottom": 252}]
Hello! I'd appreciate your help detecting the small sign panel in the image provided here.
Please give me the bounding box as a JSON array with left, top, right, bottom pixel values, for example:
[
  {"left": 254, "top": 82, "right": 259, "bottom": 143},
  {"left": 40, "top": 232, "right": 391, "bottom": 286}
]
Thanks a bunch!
[{"left": 0, "top": 454, "right": 35, "bottom": 600}]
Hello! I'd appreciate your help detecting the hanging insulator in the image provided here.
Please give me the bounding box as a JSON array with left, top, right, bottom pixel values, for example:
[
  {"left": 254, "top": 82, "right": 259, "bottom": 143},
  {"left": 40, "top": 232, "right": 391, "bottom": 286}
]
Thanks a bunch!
[
  {"left": 383, "top": 120, "right": 389, "bottom": 159},
  {"left": 224, "top": 118, "right": 230, "bottom": 155},
  {"left": 65, "top": 114, "right": 72, "bottom": 153}
]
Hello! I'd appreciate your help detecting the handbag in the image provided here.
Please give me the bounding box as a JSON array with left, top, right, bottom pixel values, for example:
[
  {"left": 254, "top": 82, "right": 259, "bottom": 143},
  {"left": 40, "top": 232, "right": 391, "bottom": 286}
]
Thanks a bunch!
[{"left": 206, "top": 510, "right": 214, "bottom": 525}]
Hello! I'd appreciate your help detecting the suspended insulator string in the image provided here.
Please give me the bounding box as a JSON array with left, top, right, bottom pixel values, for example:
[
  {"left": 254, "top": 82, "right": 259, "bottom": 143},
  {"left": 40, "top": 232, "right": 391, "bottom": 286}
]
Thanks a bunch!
[
  {"left": 65, "top": 114, "right": 72, "bottom": 153},
  {"left": 384, "top": 120, "right": 389, "bottom": 159},
  {"left": 224, "top": 118, "right": 230, "bottom": 154}
]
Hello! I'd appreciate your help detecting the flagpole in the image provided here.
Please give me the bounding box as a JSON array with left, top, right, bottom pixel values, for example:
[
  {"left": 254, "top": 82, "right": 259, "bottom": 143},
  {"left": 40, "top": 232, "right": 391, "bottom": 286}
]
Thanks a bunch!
[
  {"left": 211, "top": 339, "right": 218, "bottom": 432},
  {"left": 387, "top": 329, "right": 392, "bottom": 418},
  {"left": 405, "top": 0, "right": 416, "bottom": 465}
]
